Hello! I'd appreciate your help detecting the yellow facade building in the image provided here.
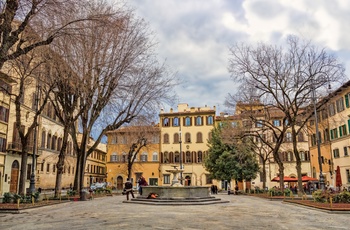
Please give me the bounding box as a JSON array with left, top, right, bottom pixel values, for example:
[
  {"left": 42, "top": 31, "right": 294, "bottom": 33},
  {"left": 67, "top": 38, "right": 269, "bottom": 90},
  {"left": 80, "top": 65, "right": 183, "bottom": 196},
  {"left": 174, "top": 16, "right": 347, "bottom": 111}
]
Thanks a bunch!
[
  {"left": 159, "top": 104, "right": 217, "bottom": 188},
  {"left": 106, "top": 126, "right": 160, "bottom": 190}
]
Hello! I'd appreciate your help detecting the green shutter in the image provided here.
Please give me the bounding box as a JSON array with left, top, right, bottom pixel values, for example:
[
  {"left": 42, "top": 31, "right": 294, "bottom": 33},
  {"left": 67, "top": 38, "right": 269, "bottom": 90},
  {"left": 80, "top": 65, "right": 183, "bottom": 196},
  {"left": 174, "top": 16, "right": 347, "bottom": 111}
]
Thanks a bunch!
[
  {"left": 330, "top": 130, "right": 334, "bottom": 139},
  {"left": 345, "top": 94, "right": 349, "bottom": 108},
  {"left": 339, "top": 126, "right": 343, "bottom": 137}
]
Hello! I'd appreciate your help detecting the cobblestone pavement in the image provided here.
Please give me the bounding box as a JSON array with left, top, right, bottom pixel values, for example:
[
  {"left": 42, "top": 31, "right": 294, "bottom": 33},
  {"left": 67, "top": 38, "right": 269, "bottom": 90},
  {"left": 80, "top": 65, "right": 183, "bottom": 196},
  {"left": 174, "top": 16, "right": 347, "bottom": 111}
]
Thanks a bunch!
[{"left": 1, "top": 194, "right": 349, "bottom": 230}]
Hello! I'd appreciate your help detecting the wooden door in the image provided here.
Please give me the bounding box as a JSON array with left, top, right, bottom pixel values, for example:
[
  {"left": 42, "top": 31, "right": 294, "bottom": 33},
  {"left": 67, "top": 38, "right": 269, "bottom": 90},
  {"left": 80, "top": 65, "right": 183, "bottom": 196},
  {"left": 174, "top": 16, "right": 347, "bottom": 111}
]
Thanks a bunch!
[{"left": 10, "top": 160, "right": 19, "bottom": 193}]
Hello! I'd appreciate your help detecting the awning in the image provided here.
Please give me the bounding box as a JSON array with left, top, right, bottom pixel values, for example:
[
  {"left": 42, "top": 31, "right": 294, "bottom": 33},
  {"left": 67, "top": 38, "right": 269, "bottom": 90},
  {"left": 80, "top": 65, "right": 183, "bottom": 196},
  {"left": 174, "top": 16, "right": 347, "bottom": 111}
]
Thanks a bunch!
[
  {"left": 271, "top": 176, "right": 298, "bottom": 182},
  {"left": 301, "top": 176, "right": 318, "bottom": 182}
]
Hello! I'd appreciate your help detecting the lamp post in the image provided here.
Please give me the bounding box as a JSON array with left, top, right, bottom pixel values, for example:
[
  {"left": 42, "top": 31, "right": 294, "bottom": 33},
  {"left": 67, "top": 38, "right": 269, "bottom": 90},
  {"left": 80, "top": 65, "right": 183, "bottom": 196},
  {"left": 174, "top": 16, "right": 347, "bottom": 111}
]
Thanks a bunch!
[
  {"left": 29, "top": 82, "right": 39, "bottom": 194},
  {"left": 311, "top": 82, "right": 325, "bottom": 190},
  {"left": 179, "top": 126, "right": 183, "bottom": 185}
]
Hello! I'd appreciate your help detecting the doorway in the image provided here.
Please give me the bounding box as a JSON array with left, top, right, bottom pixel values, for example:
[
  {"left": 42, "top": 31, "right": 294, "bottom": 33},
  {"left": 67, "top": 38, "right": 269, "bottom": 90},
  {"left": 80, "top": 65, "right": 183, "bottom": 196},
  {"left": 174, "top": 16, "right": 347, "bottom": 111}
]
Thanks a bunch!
[{"left": 10, "top": 160, "right": 19, "bottom": 193}]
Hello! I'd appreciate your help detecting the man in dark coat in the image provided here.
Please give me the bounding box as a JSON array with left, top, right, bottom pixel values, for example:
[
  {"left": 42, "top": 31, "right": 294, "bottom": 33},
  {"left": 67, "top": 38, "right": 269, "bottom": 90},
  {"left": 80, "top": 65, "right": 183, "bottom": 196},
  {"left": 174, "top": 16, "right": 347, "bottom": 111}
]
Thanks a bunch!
[{"left": 124, "top": 179, "right": 134, "bottom": 200}]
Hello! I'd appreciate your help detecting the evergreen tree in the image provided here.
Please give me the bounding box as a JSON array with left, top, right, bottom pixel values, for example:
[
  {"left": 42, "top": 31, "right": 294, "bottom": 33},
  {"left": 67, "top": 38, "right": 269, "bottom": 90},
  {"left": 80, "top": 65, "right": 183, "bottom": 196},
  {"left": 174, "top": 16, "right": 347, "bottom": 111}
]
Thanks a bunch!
[{"left": 205, "top": 125, "right": 259, "bottom": 182}]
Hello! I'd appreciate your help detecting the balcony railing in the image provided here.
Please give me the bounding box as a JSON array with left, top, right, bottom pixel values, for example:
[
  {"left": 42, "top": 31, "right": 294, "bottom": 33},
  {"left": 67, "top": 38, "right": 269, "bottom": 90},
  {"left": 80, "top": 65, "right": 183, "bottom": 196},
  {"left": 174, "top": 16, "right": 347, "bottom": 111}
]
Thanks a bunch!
[{"left": 7, "top": 142, "right": 34, "bottom": 154}]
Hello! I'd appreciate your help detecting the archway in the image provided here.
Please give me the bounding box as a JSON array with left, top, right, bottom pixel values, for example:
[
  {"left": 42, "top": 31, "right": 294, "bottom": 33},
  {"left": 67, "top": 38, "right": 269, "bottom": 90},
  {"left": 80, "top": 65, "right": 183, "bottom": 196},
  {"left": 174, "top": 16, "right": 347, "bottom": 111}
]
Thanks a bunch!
[
  {"left": 10, "top": 160, "right": 20, "bottom": 193},
  {"left": 185, "top": 175, "right": 191, "bottom": 186},
  {"left": 116, "top": 176, "right": 123, "bottom": 190}
]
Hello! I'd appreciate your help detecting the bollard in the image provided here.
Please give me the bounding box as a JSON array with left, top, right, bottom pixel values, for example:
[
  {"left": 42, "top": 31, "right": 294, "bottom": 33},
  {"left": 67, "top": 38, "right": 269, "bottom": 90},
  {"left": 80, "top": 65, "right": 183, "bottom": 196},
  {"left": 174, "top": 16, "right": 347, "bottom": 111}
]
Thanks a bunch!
[
  {"left": 32, "top": 196, "right": 34, "bottom": 206},
  {"left": 17, "top": 198, "right": 20, "bottom": 209},
  {"left": 330, "top": 197, "right": 333, "bottom": 209},
  {"left": 290, "top": 192, "right": 293, "bottom": 200},
  {"left": 59, "top": 192, "right": 61, "bottom": 202}
]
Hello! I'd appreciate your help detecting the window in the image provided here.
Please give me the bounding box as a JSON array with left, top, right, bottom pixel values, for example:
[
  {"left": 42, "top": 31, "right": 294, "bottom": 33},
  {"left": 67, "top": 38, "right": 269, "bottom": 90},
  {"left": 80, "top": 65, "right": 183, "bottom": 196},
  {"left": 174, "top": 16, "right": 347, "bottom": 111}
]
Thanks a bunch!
[
  {"left": 173, "top": 117, "right": 179, "bottom": 127},
  {"left": 336, "top": 98, "right": 345, "bottom": 112},
  {"left": 185, "top": 117, "right": 191, "bottom": 126},
  {"left": 47, "top": 133, "right": 51, "bottom": 149},
  {"left": 163, "top": 174, "right": 170, "bottom": 184},
  {"left": 196, "top": 132, "right": 203, "bottom": 143},
  {"left": 163, "top": 133, "right": 169, "bottom": 144},
  {"left": 256, "top": 120, "right": 263, "bottom": 128},
  {"left": 185, "top": 133, "right": 191, "bottom": 143},
  {"left": 324, "top": 129, "right": 329, "bottom": 142},
  {"left": 195, "top": 116, "right": 202, "bottom": 126},
  {"left": 0, "top": 137, "right": 6, "bottom": 152},
  {"left": 330, "top": 128, "right": 338, "bottom": 139},
  {"left": 206, "top": 174, "right": 213, "bottom": 184},
  {"left": 53, "top": 164, "right": 56, "bottom": 173},
  {"left": 164, "top": 152, "right": 170, "bottom": 163},
  {"left": 346, "top": 94, "right": 350, "bottom": 108},
  {"left": 40, "top": 162, "right": 44, "bottom": 172},
  {"left": 347, "top": 169, "right": 350, "bottom": 183},
  {"left": 339, "top": 125, "right": 347, "bottom": 137},
  {"left": 328, "top": 103, "right": 336, "bottom": 116},
  {"left": 333, "top": 149, "right": 340, "bottom": 158},
  {"left": 111, "top": 153, "right": 117, "bottom": 162},
  {"left": 0, "top": 79, "right": 12, "bottom": 93},
  {"left": 152, "top": 152, "right": 158, "bottom": 161},
  {"left": 207, "top": 116, "right": 213, "bottom": 125},
  {"left": 197, "top": 151, "right": 203, "bottom": 163},
  {"left": 344, "top": 147, "right": 349, "bottom": 157},
  {"left": 111, "top": 135, "right": 117, "bottom": 144},
  {"left": 243, "top": 120, "right": 252, "bottom": 128},
  {"left": 174, "top": 152, "right": 180, "bottom": 163},
  {"left": 0, "top": 106, "right": 9, "bottom": 122},
  {"left": 174, "top": 133, "right": 179, "bottom": 143},
  {"left": 140, "top": 153, "right": 147, "bottom": 162},
  {"left": 163, "top": 117, "right": 170, "bottom": 127},
  {"left": 285, "top": 132, "right": 292, "bottom": 142},
  {"left": 273, "top": 120, "right": 281, "bottom": 126},
  {"left": 297, "top": 132, "right": 304, "bottom": 142},
  {"left": 185, "top": 151, "right": 191, "bottom": 163},
  {"left": 46, "top": 164, "right": 50, "bottom": 173}
]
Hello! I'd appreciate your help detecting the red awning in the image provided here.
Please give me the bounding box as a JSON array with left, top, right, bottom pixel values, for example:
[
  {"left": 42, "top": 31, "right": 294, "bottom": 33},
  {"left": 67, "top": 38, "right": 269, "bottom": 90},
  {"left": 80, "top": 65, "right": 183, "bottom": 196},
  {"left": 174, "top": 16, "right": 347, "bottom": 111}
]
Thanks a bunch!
[
  {"left": 301, "top": 176, "right": 318, "bottom": 182},
  {"left": 271, "top": 176, "right": 298, "bottom": 182}
]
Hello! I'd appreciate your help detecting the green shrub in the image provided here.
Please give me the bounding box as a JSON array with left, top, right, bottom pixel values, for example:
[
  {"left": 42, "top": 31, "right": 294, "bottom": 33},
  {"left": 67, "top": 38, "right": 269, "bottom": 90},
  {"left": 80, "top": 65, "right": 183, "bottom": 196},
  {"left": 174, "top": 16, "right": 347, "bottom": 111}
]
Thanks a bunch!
[
  {"left": 332, "top": 191, "right": 350, "bottom": 203},
  {"left": 312, "top": 189, "right": 331, "bottom": 203},
  {"left": 3, "top": 192, "right": 13, "bottom": 203}
]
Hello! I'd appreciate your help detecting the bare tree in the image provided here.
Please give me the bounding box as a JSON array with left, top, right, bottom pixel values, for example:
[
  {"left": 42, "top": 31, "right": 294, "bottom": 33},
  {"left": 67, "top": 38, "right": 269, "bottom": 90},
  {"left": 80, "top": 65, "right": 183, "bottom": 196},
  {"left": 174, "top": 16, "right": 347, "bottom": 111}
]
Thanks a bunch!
[
  {"left": 49, "top": 2, "right": 177, "bottom": 198},
  {"left": 3, "top": 49, "right": 53, "bottom": 195},
  {"left": 228, "top": 36, "right": 345, "bottom": 192},
  {"left": 0, "top": 0, "right": 107, "bottom": 70}
]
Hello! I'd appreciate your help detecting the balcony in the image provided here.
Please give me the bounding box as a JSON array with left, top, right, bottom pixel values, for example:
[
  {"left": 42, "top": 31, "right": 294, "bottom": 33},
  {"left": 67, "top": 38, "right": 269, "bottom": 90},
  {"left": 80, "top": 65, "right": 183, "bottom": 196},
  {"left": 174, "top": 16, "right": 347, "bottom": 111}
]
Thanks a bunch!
[{"left": 7, "top": 142, "right": 34, "bottom": 154}]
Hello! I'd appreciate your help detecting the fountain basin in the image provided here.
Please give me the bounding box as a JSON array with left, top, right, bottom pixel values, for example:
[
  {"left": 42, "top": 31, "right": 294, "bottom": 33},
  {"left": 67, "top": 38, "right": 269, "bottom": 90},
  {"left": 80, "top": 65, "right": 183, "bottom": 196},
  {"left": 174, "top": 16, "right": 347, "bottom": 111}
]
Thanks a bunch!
[{"left": 141, "top": 186, "right": 210, "bottom": 199}]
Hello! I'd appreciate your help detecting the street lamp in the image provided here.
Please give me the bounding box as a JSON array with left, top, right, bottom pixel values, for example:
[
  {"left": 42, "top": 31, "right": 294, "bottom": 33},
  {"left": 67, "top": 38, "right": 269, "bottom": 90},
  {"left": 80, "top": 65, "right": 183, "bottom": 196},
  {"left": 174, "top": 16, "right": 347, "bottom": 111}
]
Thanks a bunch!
[
  {"left": 311, "top": 82, "right": 325, "bottom": 190},
  {"left": 29, "top": 82, "right": 39, "bottom": 194},
  {"left": 179, "top": 126, "right": 183, "bottom": 185}
]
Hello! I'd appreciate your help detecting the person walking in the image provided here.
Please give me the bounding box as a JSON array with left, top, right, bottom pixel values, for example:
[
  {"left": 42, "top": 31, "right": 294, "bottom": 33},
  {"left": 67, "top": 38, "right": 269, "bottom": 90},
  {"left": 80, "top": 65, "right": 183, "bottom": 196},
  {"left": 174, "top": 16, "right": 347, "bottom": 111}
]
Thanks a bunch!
[
  {"left": 138, "top": 176, "right": 148, "bottom": 196},
  {"left": 124, "top": 179, "right": 134, "bottom": 201}
]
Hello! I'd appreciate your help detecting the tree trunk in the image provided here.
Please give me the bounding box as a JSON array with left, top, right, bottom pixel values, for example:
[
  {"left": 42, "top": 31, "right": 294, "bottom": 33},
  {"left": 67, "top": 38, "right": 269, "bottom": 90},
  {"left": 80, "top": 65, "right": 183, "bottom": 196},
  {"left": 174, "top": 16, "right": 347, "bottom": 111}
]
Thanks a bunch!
[
  {"left": 262, "top": 160, "right": 267, "bottom": 190},
  {"left": 291, "top": 126, "right": 303, "bottom": 197},
  {"left": 18, "top": 149, "right": 28, "bottom": 195}
]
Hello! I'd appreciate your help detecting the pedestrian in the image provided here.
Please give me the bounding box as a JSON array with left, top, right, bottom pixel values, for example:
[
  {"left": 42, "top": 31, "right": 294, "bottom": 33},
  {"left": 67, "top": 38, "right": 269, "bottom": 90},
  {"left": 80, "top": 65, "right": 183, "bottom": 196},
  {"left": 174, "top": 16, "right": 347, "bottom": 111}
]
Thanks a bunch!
[
  {"left": 214, "top": 185, "right": 218, "bottom": 194},
  {"left": 124, "top": 179, "right": 134, "bottom": 200},
  {"left": 138, "top": 176, "right": 148, "bottom": 195},
  {"left": 235, "top": 184, "right": 239, "bottom": 195}
]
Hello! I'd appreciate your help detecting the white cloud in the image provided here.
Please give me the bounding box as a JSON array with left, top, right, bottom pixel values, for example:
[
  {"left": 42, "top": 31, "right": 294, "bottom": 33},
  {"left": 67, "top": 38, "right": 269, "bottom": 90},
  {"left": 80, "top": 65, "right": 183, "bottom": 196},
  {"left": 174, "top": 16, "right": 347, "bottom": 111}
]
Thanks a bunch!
[{"left": 127, "top": 0, "right": 350, "bottom": 113}]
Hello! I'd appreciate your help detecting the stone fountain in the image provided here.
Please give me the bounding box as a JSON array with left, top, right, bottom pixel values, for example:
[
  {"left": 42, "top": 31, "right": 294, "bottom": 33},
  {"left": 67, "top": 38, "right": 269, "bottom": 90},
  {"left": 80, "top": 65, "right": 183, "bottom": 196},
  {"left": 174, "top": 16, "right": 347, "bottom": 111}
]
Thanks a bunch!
[{"left": 123, "top": 165, "right": 229, "bottom": 205}]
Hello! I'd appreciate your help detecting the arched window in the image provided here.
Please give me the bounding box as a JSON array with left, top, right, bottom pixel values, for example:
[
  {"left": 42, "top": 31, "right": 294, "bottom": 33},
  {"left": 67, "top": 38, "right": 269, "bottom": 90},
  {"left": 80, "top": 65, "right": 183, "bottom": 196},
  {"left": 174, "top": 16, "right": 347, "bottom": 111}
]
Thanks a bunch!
[
  {"left": 41, "top": 130, "right": 46, "bottom": 148},
  {"left": 57, "top": 137, "right": 62, "bottom": 151},
  {"left": 196, "top": 132, "right": 203, "bottom": 143},
  {"left": 185, "top": 133, "right": 191, "bottom": 143},
  {"left": 140, "top": 152, "right": 148, "bottom": 162},
  {"left": 185, "top": 117, "right": 191, "bottom": 126},
  {"left": 163, "top": 133, "right": 169, "bottom": 143},
  {"left": 207, "top": 116, "right": 213, "bottom": 125},
  {"left": 164, "top": 152, "right": 170, "bottom": 163},
  {"left": 298, "top": 132, "right": 304, "bottom": 142},
  {"left": 186, "top": 151, "right": 191, "bottom": 163},
  {"left": 152, "top": 152, "right": 158, "bottom": 161},
  {"left": 174, "top": 133, "right": 179, "bottom": 143},
  {"left": 122, "top": 152, "right": 127, "bottom": 162},
  {"left": 51, "top": 135, "right": 57, "bottom": 150},
  {"left": 173, "top": 117, "right": 179, "bottom": 127},
  {"left": 47, "top": 133, "right": 51, "bottom": 149},
  {"left": 163, "top": 117, "right": 170, "bottom": 127},
  {"left": 198, "top": 151, "right": 203, "bottom": 163},
  {"left": 174, "top": 152, "right": 180, "bottom": 163},
  {"left": 195, "top": 116, "right": 202, "bottom": 126}
]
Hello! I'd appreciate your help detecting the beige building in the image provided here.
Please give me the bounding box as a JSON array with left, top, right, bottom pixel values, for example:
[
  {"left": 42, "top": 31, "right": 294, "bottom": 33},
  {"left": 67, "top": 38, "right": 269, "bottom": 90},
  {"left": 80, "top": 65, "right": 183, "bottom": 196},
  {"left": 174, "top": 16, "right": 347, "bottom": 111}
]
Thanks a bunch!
[
  {"left": 159, "top": 104, "right": 217, "bottom": 188},
  {"left": 308, "top": 80, "right": 350, "bottom": 189},
  {"left": 219, "top": 101, "right": 311, "bottom": 191},
  {"left": 105, "top": 126, "right": 160, "bottom": 190}
]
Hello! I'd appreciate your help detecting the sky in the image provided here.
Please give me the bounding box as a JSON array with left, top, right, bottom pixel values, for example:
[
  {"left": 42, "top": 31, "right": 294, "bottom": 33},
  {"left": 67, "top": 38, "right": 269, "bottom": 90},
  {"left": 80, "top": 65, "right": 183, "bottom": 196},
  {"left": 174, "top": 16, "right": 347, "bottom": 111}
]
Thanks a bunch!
[{"left": 127, "top": 0, "right": 350, "bottom": 114}]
